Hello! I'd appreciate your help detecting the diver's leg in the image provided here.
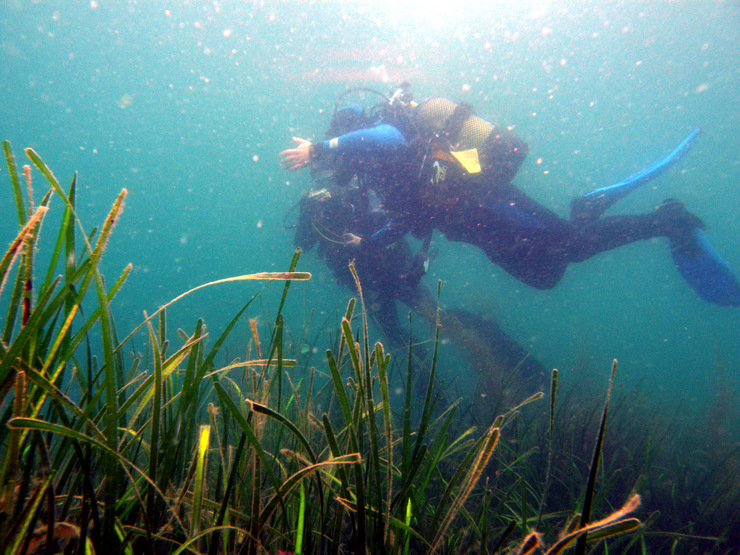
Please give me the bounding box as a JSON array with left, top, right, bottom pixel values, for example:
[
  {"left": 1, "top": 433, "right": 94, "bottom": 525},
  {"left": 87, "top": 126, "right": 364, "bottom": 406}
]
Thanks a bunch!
[
  {"left": 566, "top": 198, "right": 704, "bottom": 262},
  {"left": 440, "top": 187, "right": 572, "bottom": 290},
  {"left": 368, "top": 296, "right": 412, "bottom": 354},
  {"left": 440, "top": 220, "right": 570, "bottom": 290},
  {"left": 398, "top": 282, "right": 548, "bottom": 407},
  {"left": 568, "top": 199, "right": 740, "bottom": 305},
  {"left": 489, "top": 182, "right": 739, "bottom": 305},
  {"left": 441, "top": 308, "right": 547, "bottom": 390}
]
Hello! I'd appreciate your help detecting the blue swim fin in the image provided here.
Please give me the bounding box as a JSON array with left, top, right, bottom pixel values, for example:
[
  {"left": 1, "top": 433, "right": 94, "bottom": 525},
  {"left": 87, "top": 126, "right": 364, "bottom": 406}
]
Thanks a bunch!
[
  {"left": 671, "top": 228, "right": 740, "bottom": 306},
  {"left": 572, "top": 128, "right": 701, "bottom": 221}
]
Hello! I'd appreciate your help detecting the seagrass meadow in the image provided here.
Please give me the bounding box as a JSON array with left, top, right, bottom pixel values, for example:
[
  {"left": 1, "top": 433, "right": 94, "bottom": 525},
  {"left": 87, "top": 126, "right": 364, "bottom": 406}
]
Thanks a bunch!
[
  {"left": 3, "top": 1, "right": 740, "bottom": 553},
  {"left": 1, "top": 144, "right": 738, "bottom": 554}
]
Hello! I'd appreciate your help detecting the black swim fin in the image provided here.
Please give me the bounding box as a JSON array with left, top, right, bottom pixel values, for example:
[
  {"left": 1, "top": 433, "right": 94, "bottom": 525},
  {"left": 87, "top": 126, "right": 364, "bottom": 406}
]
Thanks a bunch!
[{"left": 670, "top": 228, "right": 740, "bottom": 306}]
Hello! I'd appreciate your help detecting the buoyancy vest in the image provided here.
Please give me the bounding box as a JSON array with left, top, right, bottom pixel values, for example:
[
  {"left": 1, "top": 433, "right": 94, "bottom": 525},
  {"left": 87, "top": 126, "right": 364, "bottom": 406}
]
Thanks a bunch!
[{"left": 411, "top": 98, "right": 529, "bottom": 208}]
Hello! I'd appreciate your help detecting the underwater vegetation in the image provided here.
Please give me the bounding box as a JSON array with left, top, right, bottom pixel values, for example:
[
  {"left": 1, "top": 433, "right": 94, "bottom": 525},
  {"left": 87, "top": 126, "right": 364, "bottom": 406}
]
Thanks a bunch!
[{"left": 0, "top": 143, "right": 737, "bottom": 554}]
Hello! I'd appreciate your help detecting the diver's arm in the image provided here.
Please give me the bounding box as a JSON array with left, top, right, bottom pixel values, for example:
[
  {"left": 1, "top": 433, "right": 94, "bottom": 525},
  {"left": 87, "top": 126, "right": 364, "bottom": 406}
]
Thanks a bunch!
[
  {"left": 280, "top": 125, "right": 406, "bottom": 171},
  {"left": 344, "top": 217, "right": 409, "bottom": 250},
  {"left": 367, "top": 217, "right": 409, "bottom": 246},
  {"left": 314, "top": 124, "right": 406, "bottom": 158},
  {"left": 280, "top": 137, "right": 312, "bottom": 170},
  {"left": 342, "top": 233, "right": 362, "bottom": 248}
]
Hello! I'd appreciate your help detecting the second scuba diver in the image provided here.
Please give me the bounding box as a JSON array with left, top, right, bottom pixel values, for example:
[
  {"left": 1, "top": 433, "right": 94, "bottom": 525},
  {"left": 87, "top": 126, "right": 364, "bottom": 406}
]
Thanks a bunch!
[
  {"left": 281, "top": 84, "right": 740, "bottom": 307},
  {"left": 292, "top": 180, "right": 548, "bottom": 404}
]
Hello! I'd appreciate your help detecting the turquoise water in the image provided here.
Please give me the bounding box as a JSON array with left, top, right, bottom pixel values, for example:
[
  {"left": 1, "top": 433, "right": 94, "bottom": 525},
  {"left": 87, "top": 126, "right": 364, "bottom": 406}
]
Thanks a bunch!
[{"left": 1, "top": 1, "right": 738, "bottom": 417}]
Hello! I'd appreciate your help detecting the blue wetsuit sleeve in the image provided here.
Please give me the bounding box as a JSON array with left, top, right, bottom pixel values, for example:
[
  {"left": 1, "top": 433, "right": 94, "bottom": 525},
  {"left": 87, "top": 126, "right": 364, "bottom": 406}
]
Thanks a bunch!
[
  {"left": 364, "top": 217, "right": 409, "bottom": 248},
  {"left": 320, "top": 124, "right": 406, "bottom": 155}
]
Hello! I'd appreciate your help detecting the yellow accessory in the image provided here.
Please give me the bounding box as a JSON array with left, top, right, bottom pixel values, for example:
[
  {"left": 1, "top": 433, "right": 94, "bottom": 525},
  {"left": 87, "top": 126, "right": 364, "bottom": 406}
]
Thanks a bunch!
[{"left": 450, "top": 148, "right": 481, "bottom": 174}]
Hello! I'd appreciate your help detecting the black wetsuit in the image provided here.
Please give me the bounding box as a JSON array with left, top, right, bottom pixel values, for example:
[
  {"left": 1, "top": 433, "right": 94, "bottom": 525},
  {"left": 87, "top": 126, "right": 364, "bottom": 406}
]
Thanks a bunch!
[
  {"left": 312, "top": 118, "right": 701, "bottom": 290},
  {"left": 293, "top": 186, "right": 547, "bottom": 390},
  {"left": 431, "top": 177, "right": 700, "bottom": 289}
]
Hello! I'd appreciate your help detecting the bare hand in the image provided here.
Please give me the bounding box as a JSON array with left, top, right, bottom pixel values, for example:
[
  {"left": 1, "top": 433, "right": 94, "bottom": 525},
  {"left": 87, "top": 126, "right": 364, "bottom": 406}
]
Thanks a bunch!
[
  {"left": 343, "top": 233, "right": 362, "bottom": 248},
  {"left": 280, "top": 137, "right": 312, "bottom": 171}
]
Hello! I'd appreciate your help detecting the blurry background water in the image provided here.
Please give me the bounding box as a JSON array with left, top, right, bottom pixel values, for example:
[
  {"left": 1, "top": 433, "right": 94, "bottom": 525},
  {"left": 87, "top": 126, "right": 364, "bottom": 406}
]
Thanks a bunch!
[{"left": 1, "top": 1, "right": 738, "bottom": 419}]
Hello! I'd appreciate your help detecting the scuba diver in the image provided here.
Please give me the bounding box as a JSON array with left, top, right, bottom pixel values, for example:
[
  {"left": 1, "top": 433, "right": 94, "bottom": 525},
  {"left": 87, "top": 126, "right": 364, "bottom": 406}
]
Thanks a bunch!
[
  {"left": 291, "top": 181, "right": 548, "bottom": 401},
  {"left": 281, "top": 84, "right": 740, "bottom": 307}
]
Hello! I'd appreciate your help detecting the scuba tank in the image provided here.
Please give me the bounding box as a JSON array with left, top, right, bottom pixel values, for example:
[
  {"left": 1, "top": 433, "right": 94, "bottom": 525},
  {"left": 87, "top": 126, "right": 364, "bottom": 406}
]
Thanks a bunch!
[
  {"left": 413, "top": 97, "right": 528, "bottom": 184},
  {"left": 320, "top": 87, "right": 529, "bottom": 197}
]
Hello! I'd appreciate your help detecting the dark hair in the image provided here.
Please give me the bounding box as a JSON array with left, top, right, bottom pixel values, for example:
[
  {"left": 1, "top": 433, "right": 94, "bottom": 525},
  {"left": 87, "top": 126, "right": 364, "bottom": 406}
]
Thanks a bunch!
[{"left": 325, "top": 104, "right": 370, "bottom": 139}]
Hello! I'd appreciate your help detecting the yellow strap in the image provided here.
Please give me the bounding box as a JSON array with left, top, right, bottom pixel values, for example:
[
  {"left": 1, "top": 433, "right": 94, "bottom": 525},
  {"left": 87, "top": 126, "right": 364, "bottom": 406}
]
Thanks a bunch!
[{"left": 450, "top": 148, "right": 481, "bottom": 174}]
